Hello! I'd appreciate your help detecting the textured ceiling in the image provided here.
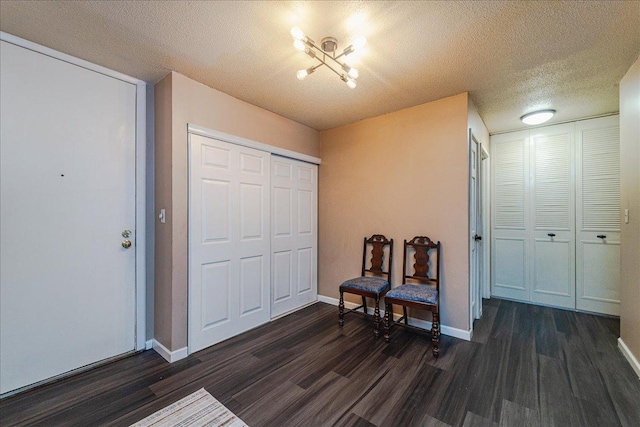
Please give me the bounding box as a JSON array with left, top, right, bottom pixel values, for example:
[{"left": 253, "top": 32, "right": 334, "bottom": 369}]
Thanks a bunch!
[{"left": 1, "top": 1, "right": 639, "bottom": 133}]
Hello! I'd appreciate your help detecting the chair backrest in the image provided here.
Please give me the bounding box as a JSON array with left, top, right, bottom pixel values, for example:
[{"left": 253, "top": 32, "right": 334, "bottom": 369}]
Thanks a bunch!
[
  {"left": 361, "top": 234, "right": 393, "bottom": 284},
  {"left": 402, "top": 236, "right": 440, "bottom": 291}
]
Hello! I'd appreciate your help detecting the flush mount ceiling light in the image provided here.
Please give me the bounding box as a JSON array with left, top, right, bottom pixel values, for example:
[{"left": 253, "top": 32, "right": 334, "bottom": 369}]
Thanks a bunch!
[
  {"left": 520, "top": 109, "right": 556, "bottom": 125},
  {"left": 291, "top": 26, "right": 366, "bottom": 89}
]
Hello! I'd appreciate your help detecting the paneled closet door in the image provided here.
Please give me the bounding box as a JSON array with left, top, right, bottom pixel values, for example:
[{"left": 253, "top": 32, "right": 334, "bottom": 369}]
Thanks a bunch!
[
  {"left": 491, "top": 130, "right": 530, "bottom": 302},
  {"left": 576, "top": 116, "right": 621, "bottom": 315},
  {"left": 271, "top": 156, "right": 318, "bottom": 318},
  {"left": 530, "top": 123, "right": 575, "bottom": 309},
  {"left": 188, "top": 134, "right": 271, "bottom": 353}
]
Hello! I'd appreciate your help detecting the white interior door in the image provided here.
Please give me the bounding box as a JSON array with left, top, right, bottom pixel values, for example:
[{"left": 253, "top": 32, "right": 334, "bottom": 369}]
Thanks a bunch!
[
  {"left": 0, "top": 41, "right": 137, "bottom": 394},
  {"left": 530, "top": 124, "right": 575, "bottom": 309},
  {"left": 271, "top": 155, "right": 318, "bottom": 318},
  {"left": 188, "top": 133, "right": 271, "bottom": 353},
  {"left": 576, "top": 116, "right": 621, "bottom": 315},
  {"left": 469, "top": 132, "right": 482, "bottom": 324}
]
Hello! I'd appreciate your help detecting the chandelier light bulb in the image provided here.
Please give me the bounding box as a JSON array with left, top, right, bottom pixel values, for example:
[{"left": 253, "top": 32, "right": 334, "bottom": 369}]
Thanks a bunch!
[
  {"left": 297, "top": 69, "right": 309, "bottom": 80},
  {"left": 290, "top": 27, "right": 305, "bottom": 41},
  {"left": 341, "top": 64, "right": 359, "bottom": 79},
  {"left": 352, "top": 36, "right": 367, "bottom": 50},
  {"left": 293, "top": 39, "right": 306, "bottom": 52},
  {"left": 346, "top": 77, "right": 357, "bottom": 89}
]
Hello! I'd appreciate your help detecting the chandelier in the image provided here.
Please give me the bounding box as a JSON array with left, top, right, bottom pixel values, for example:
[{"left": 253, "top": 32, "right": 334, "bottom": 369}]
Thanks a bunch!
[{"left": 290, "top": 27, "right": 366, "bottom": 89}]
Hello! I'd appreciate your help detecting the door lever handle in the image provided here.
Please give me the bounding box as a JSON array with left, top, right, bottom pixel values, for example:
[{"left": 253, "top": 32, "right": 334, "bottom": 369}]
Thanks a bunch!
[
  {"left": 474, "top": 235, "right": 482, "bottom": 241},
  {"left": 597, "top": 235, "right": 606, "bottom": 239},
  {"left": 548, "top": 233, "right": 556, "bottom": 237}
]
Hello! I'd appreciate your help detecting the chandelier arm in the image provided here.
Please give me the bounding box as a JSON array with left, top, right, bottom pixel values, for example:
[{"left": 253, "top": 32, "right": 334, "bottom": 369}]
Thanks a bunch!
[
  {"left": 312, "top": 55, "right": 344, "bottom": 79},
  {"left": 333, "top": 50, "right": 350, "bottom": 61},
  {"left": 323, "top": 52, "right": 348, "bottom": 70}
]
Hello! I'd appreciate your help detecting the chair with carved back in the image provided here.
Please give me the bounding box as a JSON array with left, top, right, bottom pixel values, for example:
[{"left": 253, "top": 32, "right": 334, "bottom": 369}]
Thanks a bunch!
[
  {"left": 383, "top": 236, "right": 441, "bottom": 357},
  {"left": 339, "top": 234, "right": 393, "bottom": 338}
]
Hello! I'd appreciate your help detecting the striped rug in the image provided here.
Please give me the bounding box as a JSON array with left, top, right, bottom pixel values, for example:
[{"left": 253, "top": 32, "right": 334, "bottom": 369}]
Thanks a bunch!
[{"left": 131, "top": 388, "right": 248, "bottom": 427}]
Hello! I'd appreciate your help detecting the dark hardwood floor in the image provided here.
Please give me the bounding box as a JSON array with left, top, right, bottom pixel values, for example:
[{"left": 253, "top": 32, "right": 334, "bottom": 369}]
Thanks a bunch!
[{"left": 1, "top": 299, "right": 639, "bottom": 427}]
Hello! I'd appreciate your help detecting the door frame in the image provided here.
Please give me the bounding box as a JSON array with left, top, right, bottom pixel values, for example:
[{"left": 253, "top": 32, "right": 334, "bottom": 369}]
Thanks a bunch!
[
  {"left": 481, "top": 145, "right": 490, "bottom": 300},
  {"left": 1, "top": 32, "right": 148, "bottom": 352},
  {"left": 469, "top": 129, "right": 484, "bottom": 329}
]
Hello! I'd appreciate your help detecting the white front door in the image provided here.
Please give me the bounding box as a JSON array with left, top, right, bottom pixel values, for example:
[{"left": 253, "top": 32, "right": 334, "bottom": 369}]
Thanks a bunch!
[
  {"left": 0, "top": 41, "right": 137, "bottom": 394},
  {"left": 188, "top": 134, "right": 271, "bottom": 353},
  {"left": 271, "top": 155, "right": 318, "bottom": 318}
]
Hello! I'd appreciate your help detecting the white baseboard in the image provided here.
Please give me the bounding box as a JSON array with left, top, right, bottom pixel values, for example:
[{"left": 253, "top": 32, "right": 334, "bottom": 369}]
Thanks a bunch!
[
  {"left": 618, "top": 337, "right": 640, "bottom": 378},
  {"left": 152, "top": 339, "right": 188, "bottom": 363},
  {"left": 318, "top": 294, "right": 472, "bottom": 341},
  {"left": 145, "top": 339, "right": 153, "bottom": 350}
]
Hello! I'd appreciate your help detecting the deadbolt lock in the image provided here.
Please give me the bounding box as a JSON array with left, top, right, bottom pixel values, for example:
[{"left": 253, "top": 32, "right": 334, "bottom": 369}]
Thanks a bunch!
[
  {"left": 122, "top": 230, "right": 132, "bottom": 238},
  {"left": 122, "top": 239, "right": 132, "bottom": 249}
]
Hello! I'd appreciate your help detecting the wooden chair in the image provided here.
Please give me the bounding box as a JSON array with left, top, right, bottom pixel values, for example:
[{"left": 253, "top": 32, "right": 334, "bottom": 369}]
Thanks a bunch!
[
  {"left": 339, "top": 234, "right": 393, "bottom": 338},
  {"left": 383, "top": 236, "right": 441, "bottom": 357}
]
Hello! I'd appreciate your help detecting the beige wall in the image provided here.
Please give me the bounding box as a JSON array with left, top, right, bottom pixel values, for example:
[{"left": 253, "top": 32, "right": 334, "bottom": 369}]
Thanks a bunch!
[
  {"left": 154, "top": 72, "right": 320, "bottom": 351},
  {"left": 318, "top": 93, "right": 472, "bottom": 331},
  {"left": 619, "top": 56, "right": 640, "bottom": 365},
  {"left": 154, "top": 76, "right": 173, "bottom": 348}
]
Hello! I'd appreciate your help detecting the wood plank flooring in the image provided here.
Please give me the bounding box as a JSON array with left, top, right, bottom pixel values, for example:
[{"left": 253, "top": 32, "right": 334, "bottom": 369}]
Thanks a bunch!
[{"left": 1, "top": 299, "right": 639, "bottom": 426}]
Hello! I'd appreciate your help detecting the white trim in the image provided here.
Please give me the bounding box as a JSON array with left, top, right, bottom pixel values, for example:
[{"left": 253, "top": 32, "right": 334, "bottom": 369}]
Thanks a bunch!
[
  {"left": 482, "top": 150, "right": 491, "bottom": 299},
  {"left": 187, "top": 124, "right": 321, "bottom": 165},
  {"left": 618, "top": 338, "right": 640, "bottom": 378},
  {"left": 153, "top": 340, "right": 189, "bottom": 363},
  {"left": 0, "top": 32, "right": 143, "bottom": 85},
  {"left": 318, "top": 295, "right": 472, "bottom": 341},
  {"left": 135, "top": 81, "right": 148, "bottom": 350},
  {"left": 270, "top": 299, "right": 319, "bottom": 321},
  {"left": 1, "top": 32, "right": 149, "bottom": 351},
  {"left": 145, "top": 340, "right": 154, "bottom": 351}
]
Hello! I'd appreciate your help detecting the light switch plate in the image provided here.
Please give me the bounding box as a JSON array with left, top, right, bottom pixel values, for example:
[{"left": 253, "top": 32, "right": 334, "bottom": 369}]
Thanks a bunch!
[
  {"left": 624, "top": 208, "right": 629, "bottom": 224},
  {"left": 159, "top": 208, "right": 166, "bottom": 224}
]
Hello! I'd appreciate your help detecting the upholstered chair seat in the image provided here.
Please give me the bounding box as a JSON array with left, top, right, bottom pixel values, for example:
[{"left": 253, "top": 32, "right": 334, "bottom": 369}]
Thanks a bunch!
[
  {"left": 341, "top": 276, "right": 390, "bottom": 294},
  {"left": 385, "top": 284, "right": 438, "bottom": 304}
]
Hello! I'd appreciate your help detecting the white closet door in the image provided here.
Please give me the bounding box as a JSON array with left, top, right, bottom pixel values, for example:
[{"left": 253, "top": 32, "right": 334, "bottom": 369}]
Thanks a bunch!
[
  {"left": 576, "top": 116, "right": 621, "bottom": 315},
  {"left": 491, "top": 130, "right": 530, "bottom": 302},
  {"left": 1, "top": 41, "right": 137, "bottom": 394},
  {"left": 530, "top": 123, "right": 575, "bottom": 309},
  {"left": 271, "top": 156, "right": 318, "bottom": 318},
  {"left": 188, "top": 134, "right": 270, "bottom": 353}
]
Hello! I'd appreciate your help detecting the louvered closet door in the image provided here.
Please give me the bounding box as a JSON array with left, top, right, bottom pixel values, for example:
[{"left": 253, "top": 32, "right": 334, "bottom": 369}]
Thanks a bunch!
[
  {"left": 530, "top": 123, "right": 575, "bottom": 309},
  {"left": 271, "top": 155, "right": 318, "bottom": 318},
  {"left": 576, "top": 116, "right": 620, "bottom": 315},
  {"left": 491, "top": 130, "right": 530, "bottom": 301}
]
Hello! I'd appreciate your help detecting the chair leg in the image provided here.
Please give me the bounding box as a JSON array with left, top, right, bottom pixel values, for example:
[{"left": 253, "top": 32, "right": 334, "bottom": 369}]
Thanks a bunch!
[
  {"left": 373, "top": 296, "right": 381, "bottom": 339},
  {"left": 403, "top": 306, "right": 408, "bottom": 325},
  {"left": 362, "top": 296, "right": 368, "bottom": 315},
  {"left": 339, "top": 290, "right": 345, "bottom": 327},
  {"left": 384, "top": 302, "right": 392, "bottom": 342},
  {"left": 431, "top": 311, "right": 440, "bottom": 357}
]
